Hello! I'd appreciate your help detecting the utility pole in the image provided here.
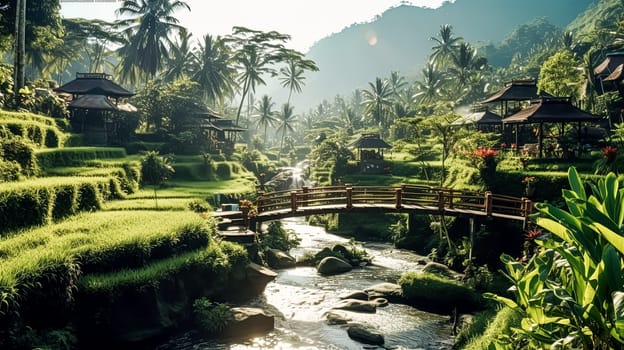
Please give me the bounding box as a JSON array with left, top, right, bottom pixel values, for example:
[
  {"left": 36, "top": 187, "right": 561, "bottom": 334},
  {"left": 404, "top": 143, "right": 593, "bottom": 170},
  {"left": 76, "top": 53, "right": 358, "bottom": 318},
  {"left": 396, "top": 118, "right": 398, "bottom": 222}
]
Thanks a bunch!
[{"left": 13, "top": 0, "right": 26, "bottom": 108}]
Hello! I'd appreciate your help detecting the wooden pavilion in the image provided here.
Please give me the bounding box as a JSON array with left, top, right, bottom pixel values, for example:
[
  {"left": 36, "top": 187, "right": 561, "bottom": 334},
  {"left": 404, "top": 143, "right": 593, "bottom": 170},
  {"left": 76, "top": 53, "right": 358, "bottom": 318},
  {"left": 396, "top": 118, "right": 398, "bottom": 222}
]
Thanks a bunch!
[
  {"left": 351, "top": 133, "right": 392, "bottom": 174},
  {"left": 189, "top": 108, "right": 246, "bottom": 154},
  {"left": 594, "top": 52, "right": 624, "bottom": 95},
  {"left": 503, "top": 97, "right": 603, "bottom": 158},
  {"left": 55, "top": 73, "right": 135, "bottom": 145},
  {"left": 453, "top": 105, "right": 502, "bottom": 132},
  {"left": 480, "top": 79, "right": 551, "bottom": 117}
]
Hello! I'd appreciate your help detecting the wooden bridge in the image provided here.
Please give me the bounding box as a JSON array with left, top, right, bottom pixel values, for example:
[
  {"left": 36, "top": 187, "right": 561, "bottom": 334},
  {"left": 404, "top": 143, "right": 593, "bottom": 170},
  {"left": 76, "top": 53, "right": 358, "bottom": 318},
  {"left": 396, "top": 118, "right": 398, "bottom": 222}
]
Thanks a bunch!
[{"left": 214, "top": 184, "right": 534, "bottom": 231}]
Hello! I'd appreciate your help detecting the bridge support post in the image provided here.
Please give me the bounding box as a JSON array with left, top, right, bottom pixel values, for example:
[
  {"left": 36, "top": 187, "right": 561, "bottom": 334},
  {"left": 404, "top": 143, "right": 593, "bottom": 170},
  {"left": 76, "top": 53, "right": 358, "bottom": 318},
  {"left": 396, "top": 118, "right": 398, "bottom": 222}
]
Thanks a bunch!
[
  {"left": 484, "top": 191, "right": 493, "bottom": 216},
  {"left": 521, "top": 197, "right": 532, "bottom": 230},
  {"left": 346, "top": 185, "right": 353, "bottom": 209},
  {"left": 469, "top": 218, "right": 475, "bottom": 261},
  {"left": 437, "top": 191, "right": 445, "bottom": 213},
  {"left": 395, "top": 188, "right": 402, "bottom": 209},
  {"left": 290, "top": 191, "right": 298, "bottom": 213}
]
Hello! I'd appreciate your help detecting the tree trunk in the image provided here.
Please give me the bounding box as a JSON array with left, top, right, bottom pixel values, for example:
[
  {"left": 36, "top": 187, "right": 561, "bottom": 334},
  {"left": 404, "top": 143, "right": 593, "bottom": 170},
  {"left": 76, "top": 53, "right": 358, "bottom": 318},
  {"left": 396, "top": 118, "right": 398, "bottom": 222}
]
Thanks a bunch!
[{"left": 13, "top": 0, "right": 26, "bottom": 108}]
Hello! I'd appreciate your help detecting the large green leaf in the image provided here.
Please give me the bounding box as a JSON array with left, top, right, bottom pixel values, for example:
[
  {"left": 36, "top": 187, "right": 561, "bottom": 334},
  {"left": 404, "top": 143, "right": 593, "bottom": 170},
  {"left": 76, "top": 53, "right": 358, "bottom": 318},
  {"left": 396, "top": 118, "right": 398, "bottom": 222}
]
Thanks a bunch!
[
  {"left": 589, "top": 221, "right": 624, "bottom": 257},
  {"left": 484, "top": 292, "right": 519, "bottom": 309},
  {"left": 568, "top": 167, "right": 586, "bottom": 201}
]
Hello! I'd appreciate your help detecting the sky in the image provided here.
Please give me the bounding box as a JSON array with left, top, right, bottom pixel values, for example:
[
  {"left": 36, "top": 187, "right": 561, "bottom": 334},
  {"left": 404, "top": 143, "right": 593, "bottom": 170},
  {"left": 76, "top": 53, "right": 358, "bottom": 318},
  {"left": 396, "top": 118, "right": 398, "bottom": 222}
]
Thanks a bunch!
[{"left": 60, "top": 0, "right": 448, "bottom": 52}]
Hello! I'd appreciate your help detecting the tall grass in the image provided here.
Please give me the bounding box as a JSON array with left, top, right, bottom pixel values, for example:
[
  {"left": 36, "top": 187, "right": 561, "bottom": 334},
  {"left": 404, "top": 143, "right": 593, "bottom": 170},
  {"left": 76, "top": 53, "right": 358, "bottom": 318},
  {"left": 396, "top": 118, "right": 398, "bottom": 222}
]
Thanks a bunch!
[{"left": 36, "top": 147, "right": 127, "bottom": 169}]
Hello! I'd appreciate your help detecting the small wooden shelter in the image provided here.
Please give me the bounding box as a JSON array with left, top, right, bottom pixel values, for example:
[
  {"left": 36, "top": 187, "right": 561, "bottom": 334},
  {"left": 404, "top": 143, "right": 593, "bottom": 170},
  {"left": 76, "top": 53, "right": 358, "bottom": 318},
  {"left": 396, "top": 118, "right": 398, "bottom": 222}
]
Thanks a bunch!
[
  {"left": 503, "top": 97, "right": 603, "bottom": 158},
  {"left": 453, "top": 105, "right": 502, "bottom": 131},
  {"left": 55, "top": 73, "right": 135, "bottom": 145},
  {"left": 351, "top": 133, "right": 392, "bottom": 174},
  {"left": 189, "top": 108, "right": 246, "bottom": 154}
]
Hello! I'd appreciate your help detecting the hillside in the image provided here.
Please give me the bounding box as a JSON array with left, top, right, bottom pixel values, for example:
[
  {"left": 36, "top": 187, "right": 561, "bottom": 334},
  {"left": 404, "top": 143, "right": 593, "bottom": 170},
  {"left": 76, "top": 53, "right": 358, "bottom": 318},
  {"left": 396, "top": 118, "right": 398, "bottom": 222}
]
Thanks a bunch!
[{"left": 266, "top": 0, "right": 595, "bottom": 111}]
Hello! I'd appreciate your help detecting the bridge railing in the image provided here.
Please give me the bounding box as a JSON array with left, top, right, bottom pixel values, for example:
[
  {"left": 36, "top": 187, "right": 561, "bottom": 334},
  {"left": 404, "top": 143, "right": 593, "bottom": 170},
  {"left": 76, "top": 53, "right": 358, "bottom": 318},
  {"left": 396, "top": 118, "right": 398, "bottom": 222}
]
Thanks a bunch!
[{"left": 255, "top": 184, "right": 533, "bottom": 219}]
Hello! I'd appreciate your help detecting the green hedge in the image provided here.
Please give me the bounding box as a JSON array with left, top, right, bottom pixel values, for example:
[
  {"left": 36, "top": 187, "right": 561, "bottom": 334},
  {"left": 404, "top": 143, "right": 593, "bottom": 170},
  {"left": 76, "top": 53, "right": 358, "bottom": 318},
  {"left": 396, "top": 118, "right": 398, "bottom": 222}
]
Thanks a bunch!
[
  {"left": 36, "top": 147, "right": 127, "bottom": 169},
  {"left": 0, "top": 176, "right": 120, "bottom": 234},
  {"left": 0, "top": 211, "right": 218, "bottom": 332},
  {"left": 0, "top": 119, "right": 65, "bottom": 148}
]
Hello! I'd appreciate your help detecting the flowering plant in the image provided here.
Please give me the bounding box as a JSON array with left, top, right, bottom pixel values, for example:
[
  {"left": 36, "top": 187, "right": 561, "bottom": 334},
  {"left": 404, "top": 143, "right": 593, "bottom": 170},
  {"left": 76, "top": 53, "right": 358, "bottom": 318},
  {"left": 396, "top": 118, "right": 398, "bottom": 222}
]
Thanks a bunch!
[
  {"left": 602, "top": 146, "right": 618, "bottom": 163},
  {"left": 239, "top": 199, "right": 255, "bottom": 209},
  {"left": 473, "top": 148, "right": 499, "bottom": 159}
]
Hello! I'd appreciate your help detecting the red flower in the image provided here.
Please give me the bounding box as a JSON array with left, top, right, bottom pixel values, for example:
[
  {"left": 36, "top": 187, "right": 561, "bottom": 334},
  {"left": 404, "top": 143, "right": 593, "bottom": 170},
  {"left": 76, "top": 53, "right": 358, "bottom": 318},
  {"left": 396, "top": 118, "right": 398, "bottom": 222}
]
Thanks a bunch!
[
  {"left": 511, "top": 143, "right": 517, "bottom": 149},
  {"left": 602, "top": 146, "right": 618, "bottom": 162},
  {"left": 472, "top": 148, "right": 499, "bottom": 159},
  {"left": 524, "top": 228, "right": 543, "bottom": 241}
]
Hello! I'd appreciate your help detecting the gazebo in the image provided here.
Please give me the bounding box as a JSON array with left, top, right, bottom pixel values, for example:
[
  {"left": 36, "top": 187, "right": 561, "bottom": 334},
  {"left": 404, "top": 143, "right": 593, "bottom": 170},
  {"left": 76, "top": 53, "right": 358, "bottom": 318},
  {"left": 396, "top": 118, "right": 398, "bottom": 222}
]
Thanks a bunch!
[
  {"left": 351, "top": 133, "right": 392, "bottom": 174},
  {"left": 453, "top": 105, "right": 502, "bottom": 131},
  {"left": 55, "top": 73, "right": 135, "bottom": 144},
  {"left": 188, "top": 108, "right": 246, "bottom": 154},
  {"left": 503, "top": 97, "right": 603, "bottom": 158},
  {"left": 480, "top": 79, "right": 551, "bottom": 117},
  {"left": 594, "top": 52, "right": 624, "bottom": 94}
]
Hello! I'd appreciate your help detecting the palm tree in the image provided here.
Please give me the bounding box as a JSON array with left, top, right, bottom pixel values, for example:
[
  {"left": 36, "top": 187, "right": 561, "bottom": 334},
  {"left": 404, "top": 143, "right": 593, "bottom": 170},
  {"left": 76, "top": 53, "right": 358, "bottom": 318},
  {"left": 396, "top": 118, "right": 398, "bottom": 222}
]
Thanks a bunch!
[
  {"left": 429, "top": 24, "right": 463, "bottom": 69},
  {"left": 163, "top": 28, "right": 193, "bottom": 82},
  {"left": 191, "top": 34, "right": 236, "bottom": 103},
  {"left": 279, "top": 53, "right": 319, "bottom": 105},
  {"left": 447, "top": 42, "right": 481, "bottom": 99},
  {"left": 277, "top": 103, "right": 297, "bottom": 156},
  {"left": 228, "top": 27, "right": 291, "bottom": 134},
  {"left": 414, "top": 62, "right": 445, "bottom": 106},
  {"left": 115, "top": 0, "right": 190, "bottom": 82},
  {"left": 13, "top": 0, "right": 26, "bottom": 107},
  {"left": 253, "top": 95, "right": 277, "bottom": 146},
  {"left": 362, "top": 77, "right": 393, "bottom": 134}
]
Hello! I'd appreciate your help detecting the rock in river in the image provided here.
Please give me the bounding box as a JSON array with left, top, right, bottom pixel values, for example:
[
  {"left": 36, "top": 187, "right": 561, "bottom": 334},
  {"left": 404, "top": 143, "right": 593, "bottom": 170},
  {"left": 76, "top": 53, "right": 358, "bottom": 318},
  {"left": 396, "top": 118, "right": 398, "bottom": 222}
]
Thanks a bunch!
[
  {"left": 347, "top": 324, "right": 385, "bottom": 346},
  {"left": 317, "top": 256, "right": 352, "bottom": 276}
]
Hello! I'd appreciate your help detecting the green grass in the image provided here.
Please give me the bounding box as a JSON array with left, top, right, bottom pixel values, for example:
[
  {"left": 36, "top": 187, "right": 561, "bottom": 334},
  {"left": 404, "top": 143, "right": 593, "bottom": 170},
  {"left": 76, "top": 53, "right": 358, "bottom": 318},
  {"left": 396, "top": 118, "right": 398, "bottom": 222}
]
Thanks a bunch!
[
  {"left": 461, "top": 306, "right": 523, "bottom": 350},
  {"left": 102, "top": 197, "right": 195, "bottom": 211},
  {"left": 398, "top": 271, "right": 483, "bottom": 313},
  {"left": 79, "top": 240, "right": 247, "bottom": 295}
]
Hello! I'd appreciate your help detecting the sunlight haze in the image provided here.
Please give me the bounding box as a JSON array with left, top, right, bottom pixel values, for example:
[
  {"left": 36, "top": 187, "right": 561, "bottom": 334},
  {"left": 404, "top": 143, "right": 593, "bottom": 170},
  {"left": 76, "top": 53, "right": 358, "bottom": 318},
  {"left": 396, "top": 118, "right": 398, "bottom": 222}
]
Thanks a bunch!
[{"left": 60, "top": 0, "right": 448, "bottom": 52}]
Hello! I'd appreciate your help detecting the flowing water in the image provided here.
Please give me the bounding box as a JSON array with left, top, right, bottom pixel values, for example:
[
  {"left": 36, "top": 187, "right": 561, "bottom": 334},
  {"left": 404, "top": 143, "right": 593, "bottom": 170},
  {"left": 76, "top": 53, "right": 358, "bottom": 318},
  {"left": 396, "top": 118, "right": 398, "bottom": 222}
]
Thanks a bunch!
[{"left": 157, "top": 217, "right": 455, "bottom": 350}]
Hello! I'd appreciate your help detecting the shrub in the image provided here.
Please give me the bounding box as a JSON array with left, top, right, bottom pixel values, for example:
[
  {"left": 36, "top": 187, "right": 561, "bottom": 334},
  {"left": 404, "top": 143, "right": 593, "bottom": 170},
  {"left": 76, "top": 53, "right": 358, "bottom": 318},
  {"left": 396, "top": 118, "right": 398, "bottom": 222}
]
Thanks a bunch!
[
  {"left": 215, "top": 162, "right": 232, "bottom": 180},
  {"left": 35, "top": 147, "right": 127, "bottom": 169},
  {"left": 193, "top": 298, "right": 233, "bottom": 335},
  {"left": 398, "top": 272, "right": 483, "bottom": 313},
  {"left": 1, "top": 137, "right": 38, "bottom": 176},
  {"left": 0, "top": 160, "right": 21, "bottom": 182}
]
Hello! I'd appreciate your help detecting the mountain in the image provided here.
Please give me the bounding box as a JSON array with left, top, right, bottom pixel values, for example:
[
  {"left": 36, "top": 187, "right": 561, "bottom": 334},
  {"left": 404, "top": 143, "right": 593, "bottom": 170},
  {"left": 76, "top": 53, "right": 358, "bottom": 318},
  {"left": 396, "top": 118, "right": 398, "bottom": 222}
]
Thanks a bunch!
[{"left": 267, "top": 0, "right": 596, "bottom": 112}]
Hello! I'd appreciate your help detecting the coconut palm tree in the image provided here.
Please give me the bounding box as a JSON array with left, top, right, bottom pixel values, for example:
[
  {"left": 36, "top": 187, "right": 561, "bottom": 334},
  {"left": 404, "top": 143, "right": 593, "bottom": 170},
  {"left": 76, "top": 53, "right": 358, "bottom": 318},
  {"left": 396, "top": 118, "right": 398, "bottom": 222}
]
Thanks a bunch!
[
  {"left": 163, "top": 28, "right": 193, "bottom": 82},
  {"left": 191, "top": 34, "right": 236, "bottom": 104},
  {"left": 228, "top": 27, "right": 291, "bottom": 134},
  {"left": 115, "top": 0, "right": 190, "bottom": 82},
  {"left": 13, "top": 0, "right": 26, "bottom": 106},
  {"left": 279, "top": 52, "right": 319, "bottom": 105},
  {"left": 447, "top": 42, "right": 482, "bottom": 99},
  {"left": 362, "top": 77, "right": 393, "bottom": 134},
  {"left": 277, "top": 103, "right": 297, "bottom": 156},
  {"left": 254, "top": 94, "right": 277, "bottom": 146},
  {"left": 430, "top": 24, "right": 463, "bottom": 69},
  {"left": 414, "top": 62, "right": 445, "bottom": 106}
]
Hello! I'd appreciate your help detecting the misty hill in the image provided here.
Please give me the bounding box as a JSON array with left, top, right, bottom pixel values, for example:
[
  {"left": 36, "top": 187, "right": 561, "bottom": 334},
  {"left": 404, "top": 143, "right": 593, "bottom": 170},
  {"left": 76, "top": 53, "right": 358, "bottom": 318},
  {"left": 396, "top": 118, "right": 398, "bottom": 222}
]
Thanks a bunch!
[{"left": 271, "top": 0, "right": 595, "bottom": 112}]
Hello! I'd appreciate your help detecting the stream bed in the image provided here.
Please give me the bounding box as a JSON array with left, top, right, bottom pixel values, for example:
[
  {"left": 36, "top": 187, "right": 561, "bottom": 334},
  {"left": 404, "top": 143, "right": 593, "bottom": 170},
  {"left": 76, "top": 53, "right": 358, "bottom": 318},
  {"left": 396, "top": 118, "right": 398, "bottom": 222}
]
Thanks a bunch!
[{"left": 157, "top": 217, "right": 455, "bottom": 349}]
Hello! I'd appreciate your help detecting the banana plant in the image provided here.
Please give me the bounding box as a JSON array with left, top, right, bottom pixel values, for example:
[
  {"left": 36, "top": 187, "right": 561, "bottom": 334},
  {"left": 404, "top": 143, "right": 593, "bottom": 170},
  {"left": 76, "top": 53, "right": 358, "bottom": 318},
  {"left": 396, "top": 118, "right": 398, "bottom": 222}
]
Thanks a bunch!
[{"left": 486, "top": 167, "right": 624, "bottom": 349}]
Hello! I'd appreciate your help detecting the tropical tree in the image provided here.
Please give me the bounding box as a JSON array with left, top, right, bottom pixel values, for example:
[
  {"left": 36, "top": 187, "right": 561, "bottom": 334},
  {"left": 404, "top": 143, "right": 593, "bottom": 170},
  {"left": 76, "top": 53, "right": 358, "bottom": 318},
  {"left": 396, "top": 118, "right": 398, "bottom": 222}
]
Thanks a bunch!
[
  {"left": 141, "top": 151, "right": 174, "bottom": 208},
  {"left": 162, "top": 28, "right": 193, "bottom": 82},
  {"left": 190, "top": 34, "right": 236, "bottom": 103},
  {"left": 279, "top": 53, "right": 319, "bottom": 105},
  {"left": 429, "top": 24, "right": 463, "bottom": 69},
  {"left": 414, "top": 62, "right": 445, "bottom": 107},
  {"left": 424, "top": 113, "right": 463, "bottom": 186},
  {"left": 537, "top": 49, "right": 583, "bottom": 101},
  {"left": 115, "top": 0, "right": 190, "bottom": 82},
  {"left": 277, "top": 103, "right": 297, "bottom": 157},
  {"left": 228, "top": 27, "right": 291, "bottom": 133},
  {"left": 253, "top": 94, "right": 277, "bottom": 146},
  {"left": 447, "top": 42, "right": 488, "bottom": 101},
  {"left": 362, "top": 77, "right": 394, "bottom": 134}
]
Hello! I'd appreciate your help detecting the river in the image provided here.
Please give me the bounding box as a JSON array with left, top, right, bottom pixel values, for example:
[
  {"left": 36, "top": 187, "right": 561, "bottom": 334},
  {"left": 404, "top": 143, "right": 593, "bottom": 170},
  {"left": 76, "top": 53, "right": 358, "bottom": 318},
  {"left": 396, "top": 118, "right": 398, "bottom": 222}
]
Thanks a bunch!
[{"left": 157, "top": 217, "right": 454, "bottom": 350}]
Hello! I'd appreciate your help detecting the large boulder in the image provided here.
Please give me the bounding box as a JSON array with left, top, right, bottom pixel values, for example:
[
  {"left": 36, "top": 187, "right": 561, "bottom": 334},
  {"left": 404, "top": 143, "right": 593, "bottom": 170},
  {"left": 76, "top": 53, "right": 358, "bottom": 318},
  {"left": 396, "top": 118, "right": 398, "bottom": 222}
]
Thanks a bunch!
[
  {"left": 364, "top": 283, "right": 405, "bottom": 303},
  {"left": 324, "top": 311, "right": 351, "bottom": 325},
  {"left": 347, "top": 325, "right": 384, "bottom": 346},
  {"left": 266, "top": 249, "right": 296, "bottom": 269},
  {"left": 332, "top": 299, "right": 377, "bottom": 313},
  {"left": 222, "top": 307, "right": 274, "bottom": 338},
  {"left": 317, "top": 256, "right": 352, "bottom": 276},
  {"left": 243, "top": 263, "right": 278, "bottom": 297},
  {"left": 339, "top": 290, "right": 369, "bottom": 301}
]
